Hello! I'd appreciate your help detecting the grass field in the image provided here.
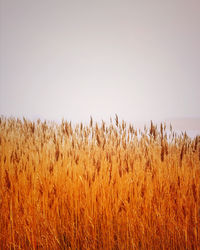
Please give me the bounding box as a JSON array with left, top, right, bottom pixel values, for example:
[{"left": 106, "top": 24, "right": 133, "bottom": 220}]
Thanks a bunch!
[{"left": 0, "top": 116, "right": 199, "bottom": 249}]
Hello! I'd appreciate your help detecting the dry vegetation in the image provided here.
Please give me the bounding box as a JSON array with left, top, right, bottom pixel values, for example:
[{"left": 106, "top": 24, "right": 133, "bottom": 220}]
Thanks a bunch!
[{"left": 0, "top": 116, "right": 200, "bottom": 249}]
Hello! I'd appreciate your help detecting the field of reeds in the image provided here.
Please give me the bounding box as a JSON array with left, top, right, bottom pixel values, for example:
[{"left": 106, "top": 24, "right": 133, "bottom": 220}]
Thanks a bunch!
[{"left": 0, "top": 116, "right": 199, "bottom": 249}]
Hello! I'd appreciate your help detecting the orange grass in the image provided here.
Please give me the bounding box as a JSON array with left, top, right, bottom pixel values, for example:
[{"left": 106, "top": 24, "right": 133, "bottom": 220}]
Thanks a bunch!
[{"left": 0, "top": 116, "right": 199, "bottom": 249}]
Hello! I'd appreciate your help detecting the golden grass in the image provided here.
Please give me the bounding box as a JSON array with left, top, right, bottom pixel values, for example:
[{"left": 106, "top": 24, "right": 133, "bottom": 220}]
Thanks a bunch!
[{"left": 0, "top": 116, "right": 199, "bottom": 249}]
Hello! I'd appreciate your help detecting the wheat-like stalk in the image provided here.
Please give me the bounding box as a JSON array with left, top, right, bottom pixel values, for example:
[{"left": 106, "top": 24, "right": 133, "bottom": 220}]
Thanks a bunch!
[{"left": 0, "top": 116, "right": 199, "bottom": 249}]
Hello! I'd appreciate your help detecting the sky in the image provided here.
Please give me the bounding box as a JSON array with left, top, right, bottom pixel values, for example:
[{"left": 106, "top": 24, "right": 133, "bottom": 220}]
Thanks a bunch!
[{"left": 0, "top": 0, "right": 200, "bottom": 124}]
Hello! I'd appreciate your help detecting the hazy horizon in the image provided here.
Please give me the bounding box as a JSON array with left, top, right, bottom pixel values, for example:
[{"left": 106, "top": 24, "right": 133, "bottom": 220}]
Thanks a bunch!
[{"left": 1, "top": 0, "right": 200, "bottom": 124}]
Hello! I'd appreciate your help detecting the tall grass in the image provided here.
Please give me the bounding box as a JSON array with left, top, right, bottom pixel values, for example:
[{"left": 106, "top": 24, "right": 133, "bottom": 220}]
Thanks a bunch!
[{"left": 0, "top": 116, "right": 199, "bottom": 249}]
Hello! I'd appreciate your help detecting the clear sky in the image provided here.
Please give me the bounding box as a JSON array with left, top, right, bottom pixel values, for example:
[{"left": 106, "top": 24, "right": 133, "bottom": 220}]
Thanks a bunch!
[{"left": 0, "top": 0, "right": 200, "bottom": 123}]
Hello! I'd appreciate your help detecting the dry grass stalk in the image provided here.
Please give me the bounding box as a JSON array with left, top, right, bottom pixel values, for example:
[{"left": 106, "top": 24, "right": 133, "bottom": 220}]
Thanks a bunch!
[{"left": 0, "top": 116, "right": 199, "bottom": 249}]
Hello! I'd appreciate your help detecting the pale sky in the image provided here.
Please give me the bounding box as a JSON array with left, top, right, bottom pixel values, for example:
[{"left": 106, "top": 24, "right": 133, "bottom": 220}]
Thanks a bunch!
[{"left": 0, "top": 0, "right": 200, "bottom": 123}]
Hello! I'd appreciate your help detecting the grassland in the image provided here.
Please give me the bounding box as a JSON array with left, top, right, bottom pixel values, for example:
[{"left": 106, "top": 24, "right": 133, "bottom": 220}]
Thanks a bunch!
[{"left": 0, "top": 116, "right": 199, "bottom": 249}]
